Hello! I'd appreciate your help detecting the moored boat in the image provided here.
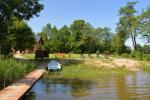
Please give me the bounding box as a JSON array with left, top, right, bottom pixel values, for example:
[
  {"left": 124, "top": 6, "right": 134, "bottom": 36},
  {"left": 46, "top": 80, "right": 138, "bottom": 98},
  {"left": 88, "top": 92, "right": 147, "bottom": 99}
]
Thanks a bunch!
[{"left": 47, "top": 60, "right": 61, "bottom": 71}]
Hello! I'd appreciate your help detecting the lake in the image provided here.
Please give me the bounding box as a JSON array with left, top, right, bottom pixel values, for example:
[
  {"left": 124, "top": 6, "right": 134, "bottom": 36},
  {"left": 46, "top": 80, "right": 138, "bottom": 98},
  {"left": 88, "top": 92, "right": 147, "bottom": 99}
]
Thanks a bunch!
[{"left": 23, "top": 71, "right": 150, "bottom": 100}]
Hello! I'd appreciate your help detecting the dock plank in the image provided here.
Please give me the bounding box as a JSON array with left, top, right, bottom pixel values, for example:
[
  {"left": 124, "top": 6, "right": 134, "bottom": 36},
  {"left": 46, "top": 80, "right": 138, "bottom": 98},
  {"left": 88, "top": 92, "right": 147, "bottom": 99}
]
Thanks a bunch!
[{"left": 0, "top": 69, "right": 44, "bottom": 100}]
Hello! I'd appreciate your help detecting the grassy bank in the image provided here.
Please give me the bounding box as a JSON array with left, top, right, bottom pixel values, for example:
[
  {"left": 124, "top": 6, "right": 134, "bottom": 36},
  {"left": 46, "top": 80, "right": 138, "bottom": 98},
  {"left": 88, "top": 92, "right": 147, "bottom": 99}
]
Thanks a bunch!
[
  {"left": 23, "top": 53, "right": 150, "bottom": 73},
  {"left": 22, "top": 54, "right": 35, "bottom": 59},
  {"left": 0, "top": 58, "right": 35, "bottom": 89},
  {"left": 22, "top": 54, "right": 135, "bottom": 80},
  {"left": 22, "top": 54, "right": 106, "bottom": 59},
  {"left": 140, "top": 62, "right": 150, "bottom": 72},
  {"left": 44, "top": 61, "right": 132, "bottom": 80}
]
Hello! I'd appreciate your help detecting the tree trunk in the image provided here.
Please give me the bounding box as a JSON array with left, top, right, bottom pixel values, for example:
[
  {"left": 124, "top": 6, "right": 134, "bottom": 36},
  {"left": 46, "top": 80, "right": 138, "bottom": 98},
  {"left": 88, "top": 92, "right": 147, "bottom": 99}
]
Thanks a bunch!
[
  {"left": 133, "top": 30, "right": 137, "bottom": 50},
  {"left": 131, "top": 32, "right": 136, "bottom": 50},
  {"left": 3, "top": 78, "right": 6, "bottom": 88},
  {"left": 133, "top": 35, "right": 136, "bottom": 50}
]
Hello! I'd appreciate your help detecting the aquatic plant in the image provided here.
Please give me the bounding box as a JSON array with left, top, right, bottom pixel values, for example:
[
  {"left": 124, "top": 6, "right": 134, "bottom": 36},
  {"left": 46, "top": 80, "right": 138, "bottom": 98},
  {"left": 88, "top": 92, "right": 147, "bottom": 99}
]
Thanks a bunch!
[{"left": 0, "top": 58, "right": 35, "bottom": 89}]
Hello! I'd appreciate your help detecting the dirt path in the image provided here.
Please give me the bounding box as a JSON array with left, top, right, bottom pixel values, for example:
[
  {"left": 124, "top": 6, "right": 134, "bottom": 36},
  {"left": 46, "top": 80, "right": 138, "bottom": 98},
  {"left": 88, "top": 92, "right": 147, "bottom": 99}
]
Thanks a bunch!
[
  {"left": 83, "top": 57, "right": 140, "bottom": 71},
  {"left": 112, "top": 58, "right": 140, "bottom": 71}
]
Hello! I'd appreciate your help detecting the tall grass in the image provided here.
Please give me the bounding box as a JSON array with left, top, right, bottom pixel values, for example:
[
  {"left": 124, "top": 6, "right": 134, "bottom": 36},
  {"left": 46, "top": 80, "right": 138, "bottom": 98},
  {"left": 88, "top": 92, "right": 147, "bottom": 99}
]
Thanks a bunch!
[
  {"left": 0, "top": 58, "right": 35, "bottom": 89},
  {"left": 140, "top": 62, "right": 150, "bottom": 72},
  {"left": 44, "top": 64, "right": 131, "bottom": 80}
]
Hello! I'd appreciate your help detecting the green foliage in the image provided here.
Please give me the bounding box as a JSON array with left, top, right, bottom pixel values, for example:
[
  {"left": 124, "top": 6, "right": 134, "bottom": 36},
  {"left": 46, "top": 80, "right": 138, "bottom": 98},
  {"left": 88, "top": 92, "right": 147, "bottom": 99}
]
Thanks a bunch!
[
  {"left": 45, "top": 26, "right": 58, "bottom": 53},
  {"left": 140, "top": 6, "right": 150, "bottom": 42},
  {"left": 0, "top": 0, "right": 43, "bottom": 23},
  {"left": 111, "top": 30, "right": 129, "bottom": 55},
  {"left": 118, "top": 1, "right": 139, "bottom": 50},
  {"left": 0, "top": 18, "right": 35, "bottom": 56},
  {"left": 69, "top": 20, "right": 85, "bottom": 53},
  {"left": 56, "top": 25, "right": 71, "bottom": 52},
  {"left": 40, "top": 25, "right": 71, "bottom": 53},
  {"left": 136, "top": 51, "right": 143, "bottom": 60},
  {"left": 0, "top": 0, "right": 43, "bottom": 56},
  {"left": 95, "top": 27, "right": 113, "bottom": 52},
  {"left": 0, "top": 58, "right": 35, "bottom": 88},
  {"left": 40, "top": 20, "right": 114, "bottom": 54},
  {"left": 8, "top": 17, "right": 35, "bottom": 51},
  {"left": 130, "top": 50, "right": 144, "bottom": 60},
  {"left": 143, "top": 54, "right": 150, "bottom": 61},
  {"left": 140, "top": 62, "right": 150, "bottom": 72},
  {"left": 143, "top": 45, "right": 150, "bottom": 54},
  {"left": 96, "top": 50, "right": 100, "bottom": 56},
  {"left": 121, "top": 53, "right": 130, "bottom": 58},
  {"left": 0, "top": 34, "right": 14, "bottom": 57},
  {"left": 129, "top": 44, "right": 150, "bottom": 61},
  {"left": 44, "top": 64, "right": 130, "bottom": 80},
  {"left": 130, "top": 50, "right": 136, "bottom": 58},
  {"left": 39, "top": 23, "right": 51, "bottom": 42}
]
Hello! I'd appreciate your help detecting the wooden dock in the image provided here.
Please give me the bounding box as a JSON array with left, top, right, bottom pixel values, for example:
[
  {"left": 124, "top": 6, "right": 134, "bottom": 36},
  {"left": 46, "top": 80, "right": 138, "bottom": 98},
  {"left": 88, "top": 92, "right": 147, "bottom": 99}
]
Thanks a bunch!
[{"left": 0, "top": 69, "right": 44, "bottom": 100}]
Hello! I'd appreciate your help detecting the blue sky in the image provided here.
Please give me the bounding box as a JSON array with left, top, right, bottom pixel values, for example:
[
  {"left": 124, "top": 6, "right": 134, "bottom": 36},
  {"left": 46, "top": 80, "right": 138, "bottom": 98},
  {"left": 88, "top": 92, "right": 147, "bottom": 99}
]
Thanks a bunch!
[{"left": 27, "top": 0, "right": 150, "bottom": 47}]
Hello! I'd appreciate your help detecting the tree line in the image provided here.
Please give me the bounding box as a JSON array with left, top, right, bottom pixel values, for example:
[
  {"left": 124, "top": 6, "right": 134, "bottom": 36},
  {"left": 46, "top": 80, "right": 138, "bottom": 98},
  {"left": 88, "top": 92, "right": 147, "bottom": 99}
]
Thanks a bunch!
[
  {"left": 39, "top": 21, "right": 114, "bottom": 54},
  {"left": 39, "top": 1, "right": 150, "bottom": 55},
  {"left": 1, "top": 1, "right": 150, "bottom": 57}
]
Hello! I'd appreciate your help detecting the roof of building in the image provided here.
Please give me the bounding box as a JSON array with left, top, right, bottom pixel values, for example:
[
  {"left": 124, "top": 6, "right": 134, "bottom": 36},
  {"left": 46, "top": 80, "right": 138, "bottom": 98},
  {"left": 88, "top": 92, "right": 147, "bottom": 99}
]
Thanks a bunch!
[{"left": 35, "top": 35, "right": 44, "bottom": 45}]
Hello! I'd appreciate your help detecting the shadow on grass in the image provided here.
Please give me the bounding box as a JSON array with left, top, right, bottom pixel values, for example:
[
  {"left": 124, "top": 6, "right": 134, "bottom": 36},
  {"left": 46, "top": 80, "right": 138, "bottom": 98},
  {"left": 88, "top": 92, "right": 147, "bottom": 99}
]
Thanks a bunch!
[
  {"left": 54, "top": 58, "right": 83, "bottom": 66},
  {"left": 104, "top": 56, "right": 112, "bottom": 61},
  {"left": 15, "top": 58, "right": 83, "bottom": 69},
  {"left": 88, "top": 54, "right": 94, "bottom": 58},
  {"left": 80, "top": 54, "right": 85, "bottom": 58}
]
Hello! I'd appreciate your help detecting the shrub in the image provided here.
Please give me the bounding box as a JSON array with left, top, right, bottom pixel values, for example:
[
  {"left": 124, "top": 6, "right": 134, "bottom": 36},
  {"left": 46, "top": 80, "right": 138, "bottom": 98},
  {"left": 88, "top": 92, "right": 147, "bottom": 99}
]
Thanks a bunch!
[
  {"left": 121, "top": 53, "right": 130, "bottom": 58},
  {"left": 96, "top": 50, "right": 100, "bottom": 55},
  {"left": 140, "top": 63, "right": 150, "bottom": 72},
  {"left": 135, "top": 51, "right": 143, "bottom": 61},
  {"left": 130, "top": 51, "right": 136, "bottom": 58},
  {"left": 68, "top": 52, "right": 72, "bottom": 58},
  {"left": 130, "top": 51, "right": 144, "bottom": 61},
  {"left": 143, "top": 54, "right": 150, "bottom": 61}
]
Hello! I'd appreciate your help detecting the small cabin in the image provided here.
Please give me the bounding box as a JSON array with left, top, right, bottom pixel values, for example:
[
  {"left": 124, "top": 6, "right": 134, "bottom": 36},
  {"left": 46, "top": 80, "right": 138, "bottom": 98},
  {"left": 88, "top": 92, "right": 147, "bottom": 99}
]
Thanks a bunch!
[{"left": 35, "top": 35, "right": 48, "bottom": 59}]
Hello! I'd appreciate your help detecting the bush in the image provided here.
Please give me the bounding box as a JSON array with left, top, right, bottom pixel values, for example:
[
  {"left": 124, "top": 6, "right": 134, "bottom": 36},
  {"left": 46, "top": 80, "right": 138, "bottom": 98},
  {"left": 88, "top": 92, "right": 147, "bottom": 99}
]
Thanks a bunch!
[
  {"left": 121, "top": 53, "right": 130, "bottom": 58},
  {"left": 135, "top": 51, "right": 143, "bottom": 60},
  {"left": 68, "top": 52, "right": 71, "bottom": 58},
  {"left": 130, "top": 51, "right": 143, "bottom": 61},
  {"left": 96, "top": 50, "right": 100, "bottom": 55},
  {"left": 130, "top": 51, "right": 136, "bottom": 58},
  {"left": 143, "top": 54, "right": 150, "bottom": 61}
]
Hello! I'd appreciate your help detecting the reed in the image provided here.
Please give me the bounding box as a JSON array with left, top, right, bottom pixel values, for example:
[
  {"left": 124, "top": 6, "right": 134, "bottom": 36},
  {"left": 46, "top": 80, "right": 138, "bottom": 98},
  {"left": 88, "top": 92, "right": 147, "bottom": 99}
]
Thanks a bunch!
[
  {"left": 0, "top": 58, "right": 35, "bottom": 89},
  {"left": 140, "top": 62, "right": 150, "bottom": 72}
]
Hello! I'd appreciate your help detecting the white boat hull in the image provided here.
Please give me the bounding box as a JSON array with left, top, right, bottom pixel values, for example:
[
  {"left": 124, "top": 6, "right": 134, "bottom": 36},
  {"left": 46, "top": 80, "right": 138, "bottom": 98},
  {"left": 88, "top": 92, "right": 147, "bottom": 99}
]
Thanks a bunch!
[{"left": 47, "top": 60, "right": 61, "bottom": 71}]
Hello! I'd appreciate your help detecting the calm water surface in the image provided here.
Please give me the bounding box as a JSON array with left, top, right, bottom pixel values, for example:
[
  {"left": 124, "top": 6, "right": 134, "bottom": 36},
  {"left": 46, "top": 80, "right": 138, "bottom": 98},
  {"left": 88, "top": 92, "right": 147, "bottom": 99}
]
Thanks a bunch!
[{"left": 23, "top": 71, "right": 150, "bottom": 100}]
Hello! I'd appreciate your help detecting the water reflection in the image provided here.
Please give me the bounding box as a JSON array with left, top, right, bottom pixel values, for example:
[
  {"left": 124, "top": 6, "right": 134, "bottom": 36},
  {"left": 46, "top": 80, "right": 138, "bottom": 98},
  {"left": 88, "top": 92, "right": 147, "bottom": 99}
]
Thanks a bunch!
[
  {"left": 23, "top": 71, "right": 150, "bottom": 100},
  {"left": 43, "top": 78, "right": 92, "bottom": 97}
]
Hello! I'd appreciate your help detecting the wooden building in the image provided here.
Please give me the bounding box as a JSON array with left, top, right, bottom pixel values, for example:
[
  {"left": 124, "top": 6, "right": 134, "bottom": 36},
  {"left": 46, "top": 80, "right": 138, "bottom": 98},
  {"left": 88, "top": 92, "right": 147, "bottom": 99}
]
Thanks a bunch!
[{"left": 35, "top": 35, "right": 48, "bottom": 59}]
